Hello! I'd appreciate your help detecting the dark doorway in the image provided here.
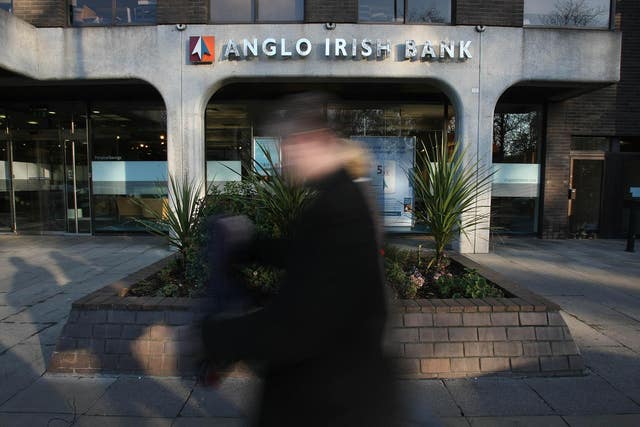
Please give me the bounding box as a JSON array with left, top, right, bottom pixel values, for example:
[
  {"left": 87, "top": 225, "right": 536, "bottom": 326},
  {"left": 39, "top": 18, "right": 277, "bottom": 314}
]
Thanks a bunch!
[{"left": 569, "top": 158, "right": 604, "bottom": 235}]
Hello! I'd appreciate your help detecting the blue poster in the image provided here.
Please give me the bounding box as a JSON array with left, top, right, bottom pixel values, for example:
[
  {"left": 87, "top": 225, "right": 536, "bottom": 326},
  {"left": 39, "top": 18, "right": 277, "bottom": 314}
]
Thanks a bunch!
[{"left": 352, "top": 136, "right": 415, "bottom": 227}]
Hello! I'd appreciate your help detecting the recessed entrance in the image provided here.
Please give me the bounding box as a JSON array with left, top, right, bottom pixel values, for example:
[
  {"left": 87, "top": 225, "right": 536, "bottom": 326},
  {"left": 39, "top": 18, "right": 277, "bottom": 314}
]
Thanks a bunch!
[{"left": 0, "top": 104, "right": 90, "bottom": 233}]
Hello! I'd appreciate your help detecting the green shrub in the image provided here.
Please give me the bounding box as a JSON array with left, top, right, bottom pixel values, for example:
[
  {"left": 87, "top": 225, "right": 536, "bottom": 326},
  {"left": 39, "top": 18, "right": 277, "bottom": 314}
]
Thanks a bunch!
[{"left": 435, "top": 269, "right": 504, "bottom": 299}]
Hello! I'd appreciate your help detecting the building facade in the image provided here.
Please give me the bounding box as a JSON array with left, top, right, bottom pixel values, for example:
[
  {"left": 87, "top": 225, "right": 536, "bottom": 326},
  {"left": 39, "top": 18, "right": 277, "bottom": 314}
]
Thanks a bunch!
[{"left": 0, "top": 0, "right": 636, "bottom": 253}]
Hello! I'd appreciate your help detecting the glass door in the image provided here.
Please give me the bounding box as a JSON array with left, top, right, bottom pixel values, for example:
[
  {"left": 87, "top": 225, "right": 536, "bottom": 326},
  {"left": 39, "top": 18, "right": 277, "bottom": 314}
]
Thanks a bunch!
[{"left": 11, "top": 121, "right": 67, "bottom": 233}]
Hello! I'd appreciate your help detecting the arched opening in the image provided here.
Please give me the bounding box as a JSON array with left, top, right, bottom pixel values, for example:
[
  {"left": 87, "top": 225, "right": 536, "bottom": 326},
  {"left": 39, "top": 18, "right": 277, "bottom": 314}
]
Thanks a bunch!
[
  {"left": 205, "top": 80, "right": 456, "bottom": 233},
  {"left": 0, "top": 80, "right": 167, "bottom": 234}
]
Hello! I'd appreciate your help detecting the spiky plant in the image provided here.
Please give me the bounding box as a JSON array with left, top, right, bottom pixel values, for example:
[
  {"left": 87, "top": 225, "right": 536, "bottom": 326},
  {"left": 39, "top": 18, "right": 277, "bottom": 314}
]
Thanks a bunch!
[
  {"left": 135, "top": 174, "right": 205, "bottom": 263},
  {"left": 409, "top": 142, "right": 493, "bottom": 268}
]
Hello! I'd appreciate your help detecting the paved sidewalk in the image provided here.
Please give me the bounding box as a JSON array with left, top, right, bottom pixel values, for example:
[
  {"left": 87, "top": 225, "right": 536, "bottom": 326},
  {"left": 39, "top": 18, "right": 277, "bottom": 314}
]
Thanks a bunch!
[
  {"left": 1, "top": 236, "right": 640, "bottom": 426},
  {"left": 0, "top": 235, "right": 172, "bottom": 410}
]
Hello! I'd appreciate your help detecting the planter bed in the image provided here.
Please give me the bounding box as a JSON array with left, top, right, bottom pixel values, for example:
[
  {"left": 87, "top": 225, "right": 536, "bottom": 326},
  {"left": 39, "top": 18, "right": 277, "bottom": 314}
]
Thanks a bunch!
[{"left": 49, "top": 253, "right": 584, "bottom": 378}]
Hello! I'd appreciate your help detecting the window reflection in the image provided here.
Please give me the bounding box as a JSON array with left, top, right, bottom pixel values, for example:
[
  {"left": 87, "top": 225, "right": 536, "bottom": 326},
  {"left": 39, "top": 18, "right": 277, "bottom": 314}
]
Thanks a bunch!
[
  {"left": 524, "top": 0, "right": 610, "bottom": 28},
  {"left": 70, "top": 0, "right": 157, "bottom": 26},
  {"left": 359, "top": 0, "right": 451, "bottom": 23}
]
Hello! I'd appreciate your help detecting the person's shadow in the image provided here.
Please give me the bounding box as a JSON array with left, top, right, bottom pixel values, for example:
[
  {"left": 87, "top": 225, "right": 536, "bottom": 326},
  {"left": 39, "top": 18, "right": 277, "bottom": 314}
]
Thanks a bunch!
[{"left": 0, "top": 255, "right": 77, "bottom": 424}]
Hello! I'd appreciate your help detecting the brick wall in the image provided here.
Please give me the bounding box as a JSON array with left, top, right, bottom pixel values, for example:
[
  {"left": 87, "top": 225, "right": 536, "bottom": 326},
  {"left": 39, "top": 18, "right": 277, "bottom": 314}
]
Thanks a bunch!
[
  {"left": 157, "top": 0, "right": 208, "bottom": 24},
  {"left": 304, "top": 0, "right": 357, "bottom": 23},
  {"left": 455, "top": 0, "right": 523, "bottom": 27},
  {"left": 12, "top": 0, "right": 66, "bottom": 27}
]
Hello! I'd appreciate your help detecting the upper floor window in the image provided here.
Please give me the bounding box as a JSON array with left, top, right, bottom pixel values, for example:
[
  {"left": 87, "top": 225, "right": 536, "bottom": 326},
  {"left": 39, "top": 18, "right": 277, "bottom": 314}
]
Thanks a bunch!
[
  {"left": 359, "top": 0, "right": 451, "bottom": 24},
  {"left": 210, "top": 0, "right": 303, "bottom": 23},
  {"left": 0, "top": 0, "right": 11, "bottom": 13},
  {"left": 524, "top": 0, "right": 611, "bottom": 29},
  {"left": 70, "top": 0, "right": 157, "bottom": 26}
]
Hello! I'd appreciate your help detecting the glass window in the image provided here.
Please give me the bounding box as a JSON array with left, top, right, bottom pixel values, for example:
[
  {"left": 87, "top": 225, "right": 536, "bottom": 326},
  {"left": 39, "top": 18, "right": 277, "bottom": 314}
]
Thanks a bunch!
[
  {"left": 210, "top": 0, "right": 253, "bottom": 22},
  {"left": 210, "top": 0, "right": 302, "bottom": 23},
  {"left": 0, "top": 0, "right": 12, "bottom": 13},
  {"left": 524, "top": 0, "right": 610, "bottom": 28},
  {"left": 257, "top": 0, "right": 303, "bottom": 22},
  {"left": 70, "top": 0, "right": 157, "bottom": 26},
  {"left": 492, "top": 105, "right": 542, "bottom": 234},
  {"left": 359, "top": 0, "right": 450, "bottom": 23},
  {"left": 406, "top": 0, "right": 450, "bottom": 23},
  {"left": 90, "top": 102, "right": 167, "bottom": 232}
]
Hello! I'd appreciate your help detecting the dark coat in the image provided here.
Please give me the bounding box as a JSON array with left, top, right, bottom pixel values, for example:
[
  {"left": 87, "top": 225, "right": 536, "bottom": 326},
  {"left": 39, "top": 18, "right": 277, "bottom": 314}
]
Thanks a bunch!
[{"left": 202, "top": 167, "right": 399, "bottom": 426}]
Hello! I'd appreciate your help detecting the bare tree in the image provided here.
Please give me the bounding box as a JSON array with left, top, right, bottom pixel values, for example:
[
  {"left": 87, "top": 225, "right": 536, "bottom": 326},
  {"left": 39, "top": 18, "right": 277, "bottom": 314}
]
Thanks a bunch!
[
  {"left": 544, "top": 0, "right": 607, "bottom": 26},
  {"left": 407, "top": 7, "right": 445, "bottom": 23}
]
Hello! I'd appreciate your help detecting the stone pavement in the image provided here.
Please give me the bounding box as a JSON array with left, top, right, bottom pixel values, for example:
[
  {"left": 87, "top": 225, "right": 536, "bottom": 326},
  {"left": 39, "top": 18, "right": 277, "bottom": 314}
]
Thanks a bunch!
[
  {"left": 1, "top": 235, "right": 640, "bottom": 426},
  {"left": 0, "top": 235, "right": 173, "bottom": 413}
]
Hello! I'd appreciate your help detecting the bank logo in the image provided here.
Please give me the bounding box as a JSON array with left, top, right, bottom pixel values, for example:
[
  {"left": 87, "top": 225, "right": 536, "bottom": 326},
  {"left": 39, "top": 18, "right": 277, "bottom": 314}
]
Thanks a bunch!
[{"left": 189, "top": 36, "right": 215, "bottom": 64}]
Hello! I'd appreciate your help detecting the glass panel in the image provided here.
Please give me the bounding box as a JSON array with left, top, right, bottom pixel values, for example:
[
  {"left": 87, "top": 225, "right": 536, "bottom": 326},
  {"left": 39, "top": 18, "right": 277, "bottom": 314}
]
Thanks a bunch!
[
  {"left": 210, "top": 0, "right": 253, "bottom": 22},
  {"left": 257, "top": 0, "right": 303, "bottom": 22},
  {"left": 359, "top": 0, "right": 402, "bottom": 22},
  {"left": 0, "top": 0, "right": 12, "bottom": 12},
  {"left": 91, "top": 103, "right": 167, "bottom": 232},
  {"left": 406, "top": 0, "right": 451, "bottom": 23},
  {"left": 71, "top": 0, "right": 114, "bottom": 26},
  {"left": 0, "top": 111, "right": 11, "bottom": 230},
  {"left": 205, "top": 104, "right": 252, "bottom": 185},
  {"left": 571, "top": 159, "right": 603, "bottom": 233},
  {"left": 10, "top": 108, "right": 66, "bottom": 233},
  {"left": 115, "top": 0, "right": 156, "bottom": 25},
  {"left": 524, "top": 0, "right": 610, "bottom": 28},
  {"left": 492, "top": 105, "right": 541, "bottom": 233}
]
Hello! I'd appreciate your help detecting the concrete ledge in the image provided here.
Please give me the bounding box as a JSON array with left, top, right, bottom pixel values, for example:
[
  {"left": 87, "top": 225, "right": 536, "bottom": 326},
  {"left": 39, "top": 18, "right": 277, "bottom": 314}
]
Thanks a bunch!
[{"left": 49, "top": 253, "right": 584, "bottom": 378}]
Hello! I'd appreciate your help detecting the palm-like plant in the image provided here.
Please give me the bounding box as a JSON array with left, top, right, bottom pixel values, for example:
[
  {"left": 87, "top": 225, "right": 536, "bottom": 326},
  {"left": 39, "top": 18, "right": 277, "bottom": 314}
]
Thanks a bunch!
[
  {"left": 409, "top": 142, "right": 493, "bottom": 268},
  {"left": 135, "top": 174, "right": 205, "bottom": 263},
  {"left": 238, "top": 143, "right": 316, "bottom": 238}
]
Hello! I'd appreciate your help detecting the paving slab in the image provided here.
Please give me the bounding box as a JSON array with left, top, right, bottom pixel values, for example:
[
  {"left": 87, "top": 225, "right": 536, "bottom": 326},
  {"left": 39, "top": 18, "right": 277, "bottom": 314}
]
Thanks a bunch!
[
  {"left": 580, "top": 346, "right": 640, "bottom": 404},
  {"left": 73, "top": 415, "right": 174, "bottom": 427},
  {"left": 397, "top": 380, "right": 462, "bottom": 418},
  {"left": 86, "top": 377, "right": 194, "bottom": 418},
  {"left": 563, "top": 414, "right": 640, "bottom": 427},
  {"left": 0, "top": 369, "right": 42, "bottom": 407},
  {"left": 181, "top": 378, "right": 261, "bottom": 419},
  {"left": 0, "top": 412, "right": 76, "bottom": 427},
  {"left": 0, "top": 375, "right": 116, "bottom": 414},
  {"left": 172, "top": 417, "right": 248, "bottom": 427},
  {"left": 440, "top": 417, "right": 471, "bottom": 427},
  {"left": 467, "top": 416, "right": 567, "bottom": 427},
  {"left": 443, "top": 378, "right": 554, "bottom": 417},
  {"left": 525, "top": 376, "right": 640, "bottom": 415}
]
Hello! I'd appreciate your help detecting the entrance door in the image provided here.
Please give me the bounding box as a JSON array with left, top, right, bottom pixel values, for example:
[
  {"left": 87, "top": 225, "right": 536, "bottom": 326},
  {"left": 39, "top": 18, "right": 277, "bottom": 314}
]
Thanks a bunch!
[
  {"left": 569, "top": 158, "right": 604, "bottom": 234},
  {"left": 5, "top": 107, "right": 90, "bottom": 234}
]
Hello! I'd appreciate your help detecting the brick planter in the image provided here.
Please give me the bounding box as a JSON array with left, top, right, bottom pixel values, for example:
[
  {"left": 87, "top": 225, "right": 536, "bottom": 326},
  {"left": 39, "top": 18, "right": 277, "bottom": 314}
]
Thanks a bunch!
[
  {"left": 389, "top": 254, "right": 584, "bottom": 378},
  {"left": 49, "top": 253, "right": 584, "bottom": 378}
]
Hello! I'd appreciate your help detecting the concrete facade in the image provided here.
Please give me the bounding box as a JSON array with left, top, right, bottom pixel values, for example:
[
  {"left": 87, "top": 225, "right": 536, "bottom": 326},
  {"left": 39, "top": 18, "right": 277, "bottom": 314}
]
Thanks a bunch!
[{"left": 0, "top": 10, "right": 622, "bottom": 252}]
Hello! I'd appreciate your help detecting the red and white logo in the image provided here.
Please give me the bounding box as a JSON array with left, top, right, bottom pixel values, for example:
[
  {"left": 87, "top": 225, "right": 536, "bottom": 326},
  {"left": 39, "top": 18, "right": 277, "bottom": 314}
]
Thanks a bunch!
[{"left": 189, "top": 36, "right": 215, "bottom": 64}]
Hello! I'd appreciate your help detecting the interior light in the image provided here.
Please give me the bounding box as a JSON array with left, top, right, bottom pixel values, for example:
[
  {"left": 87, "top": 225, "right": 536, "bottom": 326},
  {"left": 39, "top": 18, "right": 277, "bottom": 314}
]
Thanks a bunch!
[
  {"left": 139, "top": 143, "right": 145, "bottom": 148},
  {"left": 116, "top": 135, "right": 120, "bottom": 140},
  {"left": 48, "top": 111, "right": 56, "bottom": 115},
  {"left": 92, "top": 110, "right": 101, "bottom": 114},
  {"left": 160, "top": 135, "right": 165, "bottom": 140},
  {"left": 0, "top": 114, "right": 6, "bottom": 119},
  {"left": 27, "top": 120, "right": 38, "bottom": 125}
]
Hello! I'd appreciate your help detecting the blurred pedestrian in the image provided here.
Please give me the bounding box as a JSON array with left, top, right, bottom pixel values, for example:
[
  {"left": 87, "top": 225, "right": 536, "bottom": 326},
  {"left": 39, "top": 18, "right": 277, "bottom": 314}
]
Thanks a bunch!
[{"left": 201, "top": 92, "right": 400, "bottom": 426}]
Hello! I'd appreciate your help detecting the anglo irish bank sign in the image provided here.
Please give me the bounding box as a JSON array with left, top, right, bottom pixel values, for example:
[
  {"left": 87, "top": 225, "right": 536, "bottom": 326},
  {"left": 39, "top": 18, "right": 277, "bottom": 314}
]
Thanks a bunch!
[{"left": 189, "top": 36, "right": 473, "bottom": 63}]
